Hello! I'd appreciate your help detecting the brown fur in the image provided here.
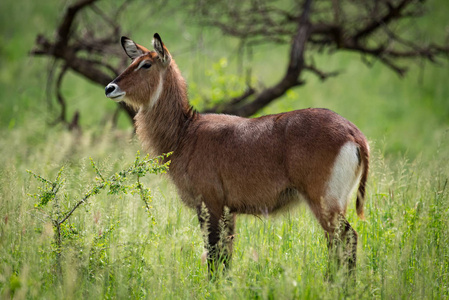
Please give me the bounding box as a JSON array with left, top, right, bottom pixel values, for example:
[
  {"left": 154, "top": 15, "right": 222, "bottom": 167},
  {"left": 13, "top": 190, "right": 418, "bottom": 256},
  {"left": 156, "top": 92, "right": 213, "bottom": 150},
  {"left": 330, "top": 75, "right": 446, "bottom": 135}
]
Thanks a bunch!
[{"left": 106, "top": 34, "right": 370, "bottom": 277}]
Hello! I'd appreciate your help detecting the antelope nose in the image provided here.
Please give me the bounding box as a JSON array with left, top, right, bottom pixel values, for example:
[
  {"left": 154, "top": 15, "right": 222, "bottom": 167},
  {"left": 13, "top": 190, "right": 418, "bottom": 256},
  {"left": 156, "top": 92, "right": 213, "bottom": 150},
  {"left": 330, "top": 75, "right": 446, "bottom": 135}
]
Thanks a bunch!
[
  {"left": 105, "top": 84, "right": 116, "bottom": 96},
  {"left": 105, "top": 83, "right": 125, "bottom": 100}
]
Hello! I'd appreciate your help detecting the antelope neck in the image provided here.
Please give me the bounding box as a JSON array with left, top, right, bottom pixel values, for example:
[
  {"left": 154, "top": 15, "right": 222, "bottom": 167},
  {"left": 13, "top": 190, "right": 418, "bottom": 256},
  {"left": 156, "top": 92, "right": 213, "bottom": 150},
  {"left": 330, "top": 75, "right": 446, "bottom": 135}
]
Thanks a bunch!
[{"left": 135, "top": 64, "right": 193, "bottom": 156}]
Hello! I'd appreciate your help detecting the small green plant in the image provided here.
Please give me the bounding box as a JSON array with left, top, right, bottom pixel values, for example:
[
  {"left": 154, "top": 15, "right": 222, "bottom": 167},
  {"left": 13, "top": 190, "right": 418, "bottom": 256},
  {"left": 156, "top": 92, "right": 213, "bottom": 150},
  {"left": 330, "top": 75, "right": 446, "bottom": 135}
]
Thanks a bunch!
[
  {"left": 190, "top": 57, "right": 256, "bottom": 111},
  {"left": 27, "top": 152, "right": 171, "bottom": 275}
]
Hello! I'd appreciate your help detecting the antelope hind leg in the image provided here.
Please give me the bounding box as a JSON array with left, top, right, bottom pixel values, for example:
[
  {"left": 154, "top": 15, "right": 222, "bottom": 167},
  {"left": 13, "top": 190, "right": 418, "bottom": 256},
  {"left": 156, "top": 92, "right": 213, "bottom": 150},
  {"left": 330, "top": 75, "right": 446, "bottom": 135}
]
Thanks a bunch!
[{"left": 325, "top": 214, "right": 358, "bottom": 279}]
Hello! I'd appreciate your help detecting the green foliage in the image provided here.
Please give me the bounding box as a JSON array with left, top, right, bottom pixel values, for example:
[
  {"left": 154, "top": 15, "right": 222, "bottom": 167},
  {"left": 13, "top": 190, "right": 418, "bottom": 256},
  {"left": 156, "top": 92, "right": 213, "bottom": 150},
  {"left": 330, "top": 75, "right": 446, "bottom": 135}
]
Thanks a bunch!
[
  {"left": 28, "top": 167, "right": 64, "bottom": 209},
  {"left": 24, "top": 151, "right": 170, "bottom": 282},
  {"left": 190, "top": 57, "right": 256, "bottom": 111}
]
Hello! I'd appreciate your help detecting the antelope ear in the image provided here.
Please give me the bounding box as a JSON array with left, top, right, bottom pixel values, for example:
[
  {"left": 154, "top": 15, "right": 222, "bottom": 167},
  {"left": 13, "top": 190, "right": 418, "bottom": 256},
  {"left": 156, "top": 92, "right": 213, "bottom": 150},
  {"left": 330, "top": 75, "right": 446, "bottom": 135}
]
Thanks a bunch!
[
  {"left": 121, "top": 36, "right": 149, "bottom": 59},
  {"left": 152, "top": 33, "right": 171, "bottom": 65}
]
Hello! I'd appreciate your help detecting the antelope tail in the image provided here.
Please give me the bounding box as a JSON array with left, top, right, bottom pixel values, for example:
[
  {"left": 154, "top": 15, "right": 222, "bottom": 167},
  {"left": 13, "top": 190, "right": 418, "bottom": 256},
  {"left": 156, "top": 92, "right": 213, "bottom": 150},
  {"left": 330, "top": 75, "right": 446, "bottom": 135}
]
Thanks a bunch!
[{"left": 356, "top": 144, "right": 369, "bottom": 220}]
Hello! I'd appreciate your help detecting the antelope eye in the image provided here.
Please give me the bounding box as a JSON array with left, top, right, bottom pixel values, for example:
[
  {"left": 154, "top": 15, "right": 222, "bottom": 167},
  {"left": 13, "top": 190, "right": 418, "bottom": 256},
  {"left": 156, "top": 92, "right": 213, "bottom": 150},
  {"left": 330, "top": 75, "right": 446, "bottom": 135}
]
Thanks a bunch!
[{"left": 141, "top": 63, "right": 152, "bottom": 69}]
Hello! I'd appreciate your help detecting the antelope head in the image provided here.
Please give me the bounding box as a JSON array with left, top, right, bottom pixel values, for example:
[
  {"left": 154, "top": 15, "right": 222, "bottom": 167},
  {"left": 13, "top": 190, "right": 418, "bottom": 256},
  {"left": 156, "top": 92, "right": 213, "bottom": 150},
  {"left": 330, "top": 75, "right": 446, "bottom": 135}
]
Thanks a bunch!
[{"left": 105, "top": 33, "right": 172, "bottom": 109}]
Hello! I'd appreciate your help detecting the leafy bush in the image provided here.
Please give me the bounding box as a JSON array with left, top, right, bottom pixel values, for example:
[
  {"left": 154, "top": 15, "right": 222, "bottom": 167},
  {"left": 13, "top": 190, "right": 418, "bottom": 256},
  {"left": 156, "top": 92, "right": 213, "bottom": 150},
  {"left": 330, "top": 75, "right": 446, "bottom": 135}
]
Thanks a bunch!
[{"left": 27, "top": 152, "right": 170, "bottom": 279}]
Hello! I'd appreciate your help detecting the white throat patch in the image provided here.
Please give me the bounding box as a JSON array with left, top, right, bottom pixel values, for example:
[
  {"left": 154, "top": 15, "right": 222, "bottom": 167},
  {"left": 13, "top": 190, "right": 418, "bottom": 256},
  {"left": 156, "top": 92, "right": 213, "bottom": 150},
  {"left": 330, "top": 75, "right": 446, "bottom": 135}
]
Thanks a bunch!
[{"left": 150, "top": 73, "right": 164, "bottom": 108}]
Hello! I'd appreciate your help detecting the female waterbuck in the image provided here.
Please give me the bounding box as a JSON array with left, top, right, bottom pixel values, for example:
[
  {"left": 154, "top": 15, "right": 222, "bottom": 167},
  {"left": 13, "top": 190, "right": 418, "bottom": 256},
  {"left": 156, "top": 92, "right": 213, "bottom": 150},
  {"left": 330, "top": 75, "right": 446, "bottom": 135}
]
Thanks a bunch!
[{"left": 105, "top": 33, "right": 369, "bottom": 276}]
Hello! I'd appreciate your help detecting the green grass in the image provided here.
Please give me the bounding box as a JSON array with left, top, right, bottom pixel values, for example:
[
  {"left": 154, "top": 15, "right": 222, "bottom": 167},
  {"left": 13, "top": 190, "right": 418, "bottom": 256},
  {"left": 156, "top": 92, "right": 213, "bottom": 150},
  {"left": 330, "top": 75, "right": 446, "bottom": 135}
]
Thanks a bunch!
[
  {"left": 1, "top": 0, "right": 449, "bottom": 298},
  {"left": 0, "top": 131, "right": 448, "bottom": 298}
]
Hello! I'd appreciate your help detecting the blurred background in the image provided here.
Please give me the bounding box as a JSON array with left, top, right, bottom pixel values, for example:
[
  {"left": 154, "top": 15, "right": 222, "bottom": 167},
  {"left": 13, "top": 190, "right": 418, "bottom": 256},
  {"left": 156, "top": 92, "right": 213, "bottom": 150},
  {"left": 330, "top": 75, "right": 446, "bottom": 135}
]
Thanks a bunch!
[{"left": 1, "top": 0, "right": 448, "bottom": 160}]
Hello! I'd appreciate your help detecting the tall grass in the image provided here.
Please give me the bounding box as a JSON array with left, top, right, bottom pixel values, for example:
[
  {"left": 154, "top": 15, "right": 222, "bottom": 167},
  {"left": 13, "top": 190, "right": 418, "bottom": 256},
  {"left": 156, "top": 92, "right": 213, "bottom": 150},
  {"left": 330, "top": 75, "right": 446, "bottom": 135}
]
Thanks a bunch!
[{"left": 0, "top": 127, "right": 448, "bottom": 299}]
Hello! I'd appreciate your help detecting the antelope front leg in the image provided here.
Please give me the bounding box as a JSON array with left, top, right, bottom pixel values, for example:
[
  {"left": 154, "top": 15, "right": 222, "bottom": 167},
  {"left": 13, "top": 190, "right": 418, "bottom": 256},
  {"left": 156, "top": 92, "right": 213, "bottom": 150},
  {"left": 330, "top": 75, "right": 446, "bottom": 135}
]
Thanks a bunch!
[{"left": 197, "top": 204, "right": 236, "bottom": 278}]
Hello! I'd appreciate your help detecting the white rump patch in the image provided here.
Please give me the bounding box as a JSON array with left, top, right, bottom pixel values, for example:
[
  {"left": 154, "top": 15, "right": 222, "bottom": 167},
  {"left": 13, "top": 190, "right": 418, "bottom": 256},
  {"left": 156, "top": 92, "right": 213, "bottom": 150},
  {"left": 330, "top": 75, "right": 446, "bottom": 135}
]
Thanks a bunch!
[
  {"left": 150, "top": 73, "right": 164, "bottom": 108},
  {"left": 325, "top": 142, "right": 362, "bottom": 211}
]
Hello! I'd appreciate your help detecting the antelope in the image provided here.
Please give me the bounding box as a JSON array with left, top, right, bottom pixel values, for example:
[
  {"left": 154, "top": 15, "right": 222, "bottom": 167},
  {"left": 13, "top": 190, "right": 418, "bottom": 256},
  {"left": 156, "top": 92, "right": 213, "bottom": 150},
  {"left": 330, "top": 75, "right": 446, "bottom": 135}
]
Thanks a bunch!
[{"left": 105, "top": 33, "right": 369, "bottom": 277}]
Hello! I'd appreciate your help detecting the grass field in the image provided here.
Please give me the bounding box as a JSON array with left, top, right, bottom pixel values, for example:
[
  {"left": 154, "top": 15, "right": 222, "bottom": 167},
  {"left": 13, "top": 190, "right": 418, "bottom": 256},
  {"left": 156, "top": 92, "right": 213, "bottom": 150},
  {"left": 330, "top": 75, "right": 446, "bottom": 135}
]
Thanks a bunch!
[{"left": 1, "top": 0, "right": 449, "bottom": 299}]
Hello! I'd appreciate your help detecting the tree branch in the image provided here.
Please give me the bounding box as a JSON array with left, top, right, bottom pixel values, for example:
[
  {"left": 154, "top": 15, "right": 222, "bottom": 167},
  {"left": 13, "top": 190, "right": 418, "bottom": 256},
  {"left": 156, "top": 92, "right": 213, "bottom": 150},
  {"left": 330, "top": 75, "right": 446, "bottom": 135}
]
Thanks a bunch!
[
  {"left": 304, "top": 65, "right": 340, "bottom": 81},
  {"left": 55, "top": 0, "right": 99, "bottom": 51},
  {"left": 203, "top": 87, "right": 256, "bottom": 114},
  {"left": 54, "top": 64, "right": 69, "bottom": 125},
  {"left": 217, "top": 0, "right": 312, "bottom": 116},
  {"left": 353, "top": 0, "right": 414, "bottom": 42},
  {"left": 31, "top": 0, "right": 137, "bottom": 129}
]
